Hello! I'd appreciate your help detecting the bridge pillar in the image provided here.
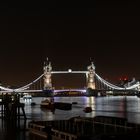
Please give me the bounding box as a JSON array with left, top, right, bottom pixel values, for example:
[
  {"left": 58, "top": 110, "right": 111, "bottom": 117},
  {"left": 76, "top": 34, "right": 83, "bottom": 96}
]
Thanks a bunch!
[
  {"left": 86, "top": 62, "right": 96, "bottom": 89},
  {"left": 43, "top": 59, "right": 52, "bottom": 90},
  {"left": 137, "top": 81, "right": 140, "bottom": 91}
]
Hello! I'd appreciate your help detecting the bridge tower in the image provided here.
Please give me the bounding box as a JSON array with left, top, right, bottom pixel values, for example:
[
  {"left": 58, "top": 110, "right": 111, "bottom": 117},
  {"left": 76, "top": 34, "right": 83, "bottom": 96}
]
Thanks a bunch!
[
  {"left": 86, "top": 62, "right": 96, "bottom": 89},
  {"left": 43, "top": 58, "right": 52, "bottom": 90}
]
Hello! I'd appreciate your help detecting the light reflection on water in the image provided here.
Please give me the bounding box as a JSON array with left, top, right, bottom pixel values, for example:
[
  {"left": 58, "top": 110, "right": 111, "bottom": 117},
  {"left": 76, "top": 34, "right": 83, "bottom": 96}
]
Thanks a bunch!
[
  {"left": 1, "top": 96, "right": 140, "bottom": 139},
  {"left": 20, "top": 96, "right": 140, "bottom": 124}
]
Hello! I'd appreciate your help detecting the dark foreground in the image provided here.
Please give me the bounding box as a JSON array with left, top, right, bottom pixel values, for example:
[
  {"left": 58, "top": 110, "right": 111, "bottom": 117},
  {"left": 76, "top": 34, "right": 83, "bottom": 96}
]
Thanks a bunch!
[
  {"left": 1, "top": 116, "right": 140, "bottom": 140},
  {"left": 28, "top": 116, "right": 140, "bottom": 140},
  {"left": 0, "top": 118, "right": 29, "bottom": 140}
]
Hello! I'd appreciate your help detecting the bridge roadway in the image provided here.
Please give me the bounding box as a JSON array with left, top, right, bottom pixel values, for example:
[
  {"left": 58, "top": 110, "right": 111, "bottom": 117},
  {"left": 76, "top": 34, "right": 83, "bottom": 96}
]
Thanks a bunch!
[
  {"left": 0, "top": 89, "right": 86, "bottom": 94},
  {"left": 0, "top": 89, "right": 139, "bottom": 97},
  {"left": 52, "top": 71, "right": 87, "bottom": 74}
]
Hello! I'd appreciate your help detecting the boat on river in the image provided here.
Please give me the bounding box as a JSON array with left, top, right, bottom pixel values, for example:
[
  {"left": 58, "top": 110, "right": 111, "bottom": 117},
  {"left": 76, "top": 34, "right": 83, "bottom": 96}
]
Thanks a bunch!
[
  {"left": 83, "top": 107, "right": 92, "bottom": 113},
  {"left": 40, "top": 98, "right": 54, "bottom": 109},
  {"left": 23, "top": 94, "right": 32, "bottom": 100},
  {"left": 54, "top": 102, "right": 72, "bottom": 110},
  {"left": 40, "top": 99, "right": 72, "bottom": 111}
]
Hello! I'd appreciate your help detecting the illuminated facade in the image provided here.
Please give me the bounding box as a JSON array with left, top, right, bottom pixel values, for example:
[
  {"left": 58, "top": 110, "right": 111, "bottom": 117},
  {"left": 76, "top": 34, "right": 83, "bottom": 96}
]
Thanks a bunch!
[
  {"left": 43, "top": 60, "right": 96, "bottom": 90},
  {"left": 86, "top": 62, "right": 96, "bottom": 89},
  {"left": 137, "top": 81, "right": 140, "bottom": 91},
  {"left": 43, "top": 60, "right": 52, "bottom": 89}
]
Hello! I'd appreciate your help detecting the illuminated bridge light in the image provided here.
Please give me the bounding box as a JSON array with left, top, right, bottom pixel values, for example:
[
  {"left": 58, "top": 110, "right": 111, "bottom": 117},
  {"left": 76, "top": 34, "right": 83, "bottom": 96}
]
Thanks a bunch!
[{"left": 68, "top": 69, "right": 72, "bottom": 73}]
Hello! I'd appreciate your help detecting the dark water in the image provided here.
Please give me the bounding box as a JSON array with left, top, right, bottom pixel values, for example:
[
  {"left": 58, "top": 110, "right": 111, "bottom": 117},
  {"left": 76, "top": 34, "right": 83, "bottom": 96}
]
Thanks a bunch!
[
  {"left": 23, "top": 96, "right": 140, "bottom": 124},
  {"left": 1, "top": 96, "right": 140, "bottom": 139}
]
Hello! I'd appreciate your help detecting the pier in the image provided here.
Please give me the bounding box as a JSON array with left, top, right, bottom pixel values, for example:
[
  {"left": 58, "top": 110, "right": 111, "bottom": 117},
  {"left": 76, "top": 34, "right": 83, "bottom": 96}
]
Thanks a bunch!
[
  {"left": 0, "top": 94, "right": 26, "bottom": 127},
  {"left": 28, "top": 116, "right": 140, "bottom": 140}
]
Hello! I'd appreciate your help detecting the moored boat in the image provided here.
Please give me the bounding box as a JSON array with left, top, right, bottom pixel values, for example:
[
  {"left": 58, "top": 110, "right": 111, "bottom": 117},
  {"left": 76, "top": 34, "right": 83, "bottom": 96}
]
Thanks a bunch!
[
  {"left": 40, "top": 98, "right": 54, "bottom": 109},
  {"left": 23, "top": 94, "right": 32, "bottom": 100},
  {"left": 40, "top": 99, "right": 72, "bottom": 111},
  {"left": 54, "top": 102, "right": 72, "bottom": 110},
  {"left": 83, "top": 107, "right": 92, "bottom": 113},
  {"left": 72, "top": 102, "right": 78, "bottom": 104}
]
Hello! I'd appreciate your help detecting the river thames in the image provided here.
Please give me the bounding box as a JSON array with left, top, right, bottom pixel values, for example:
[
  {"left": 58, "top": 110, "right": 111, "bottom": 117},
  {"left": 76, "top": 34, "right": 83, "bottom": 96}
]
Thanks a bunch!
[
  {"left": 1, "top": 95, "right": 140, "bottom": 139},
  {"left": 24, "top": 96, "right": 140, "bottom": 124}
]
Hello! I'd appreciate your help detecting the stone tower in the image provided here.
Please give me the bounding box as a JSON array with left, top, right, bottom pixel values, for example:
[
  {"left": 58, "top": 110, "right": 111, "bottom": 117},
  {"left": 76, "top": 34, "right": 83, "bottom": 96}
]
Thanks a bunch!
[
  {"left": 43, "top": 58, "right": 52, "bottom": 90},
  {"left": 86, "top": 62, "right": 96, "bottom": 89}
]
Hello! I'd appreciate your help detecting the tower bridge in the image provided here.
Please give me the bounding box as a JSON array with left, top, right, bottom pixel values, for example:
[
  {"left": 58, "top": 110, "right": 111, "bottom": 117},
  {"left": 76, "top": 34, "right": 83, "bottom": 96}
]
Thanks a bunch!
[{"left": 0, "top": 59, "right": 140, "bottom": 96}]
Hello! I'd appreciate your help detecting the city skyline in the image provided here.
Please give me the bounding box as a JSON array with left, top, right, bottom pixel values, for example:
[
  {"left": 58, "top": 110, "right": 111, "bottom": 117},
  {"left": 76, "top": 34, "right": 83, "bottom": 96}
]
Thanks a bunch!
[{"left": 0, "top": 1, "right": 140, "bottom": 87}]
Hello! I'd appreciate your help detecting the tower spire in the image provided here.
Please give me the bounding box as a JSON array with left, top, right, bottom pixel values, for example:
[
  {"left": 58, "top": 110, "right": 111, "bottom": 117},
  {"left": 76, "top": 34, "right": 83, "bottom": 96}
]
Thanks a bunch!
[
  {"left": 46, "top": 57, "right": 49, "bottom": 65},
  {"left": 89, "top": 57, "right": 95, "bottom": 67},
  {"left": 90, "top": 57, "right": 92, "bottom": 61}
]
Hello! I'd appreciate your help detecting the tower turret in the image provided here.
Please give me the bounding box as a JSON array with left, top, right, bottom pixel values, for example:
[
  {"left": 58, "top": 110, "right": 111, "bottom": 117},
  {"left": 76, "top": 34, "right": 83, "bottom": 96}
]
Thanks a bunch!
[
  {"left": 43, "top": 58, "right": 52, "bottom": 89},
  {"left": 86, "top": 61, "right": 96, "bottom": 89}
]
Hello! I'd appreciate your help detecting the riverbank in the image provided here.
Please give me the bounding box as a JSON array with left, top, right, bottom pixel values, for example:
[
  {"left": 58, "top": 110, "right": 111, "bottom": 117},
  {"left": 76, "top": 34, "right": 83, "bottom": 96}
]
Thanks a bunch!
[{"left": 28, "top": 116, "right": 140, "bottom": 140}]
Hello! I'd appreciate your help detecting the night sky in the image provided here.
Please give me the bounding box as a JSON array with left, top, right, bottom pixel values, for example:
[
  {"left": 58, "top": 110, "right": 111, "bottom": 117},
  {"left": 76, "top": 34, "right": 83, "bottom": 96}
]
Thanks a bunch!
[{"left": 0, "top": 1, "right": 140, "bottom": 88}]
